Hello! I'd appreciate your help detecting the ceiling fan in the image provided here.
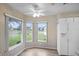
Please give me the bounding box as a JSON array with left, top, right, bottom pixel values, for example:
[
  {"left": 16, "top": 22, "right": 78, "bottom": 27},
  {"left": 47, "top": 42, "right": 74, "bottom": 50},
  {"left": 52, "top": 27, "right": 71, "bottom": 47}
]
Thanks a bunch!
[{"left": 30, "top": 4, "right": 45, "bottom": 17}]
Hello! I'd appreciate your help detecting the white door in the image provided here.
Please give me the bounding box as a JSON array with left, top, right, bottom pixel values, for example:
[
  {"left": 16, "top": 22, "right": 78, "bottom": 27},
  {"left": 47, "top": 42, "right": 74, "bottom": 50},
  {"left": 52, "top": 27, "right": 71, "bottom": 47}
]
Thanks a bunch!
[
  {"left": 57, "top": 18, "right": 68, "bottom": 55},
  {"left": 57, "top": 17, "right": 79, "bottom": 56},
  {"left": 67, "top": 18, "right": 77, "bottom": 55},
  {"left": 68, "top": 17, "right": 79, "bottom": 55},
  {"left": 74, "top": 17, "right": 79, "bottom": 55}
]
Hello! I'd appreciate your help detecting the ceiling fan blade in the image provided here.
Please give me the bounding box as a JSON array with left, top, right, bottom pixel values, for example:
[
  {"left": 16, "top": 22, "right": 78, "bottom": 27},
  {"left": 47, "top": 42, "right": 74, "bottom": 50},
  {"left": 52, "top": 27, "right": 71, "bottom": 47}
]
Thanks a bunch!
[
  {"left": 38, "top": 10, "right": 44, "bottom": 12},
  {"left": 30, "top": 8, "right": 44, "bottom": 13},
  {"left": 24, "top": 12, "right": 34, "bottom": 15},
  {"left": 31, "top": 8, "right": 36, "bottom": 12}
]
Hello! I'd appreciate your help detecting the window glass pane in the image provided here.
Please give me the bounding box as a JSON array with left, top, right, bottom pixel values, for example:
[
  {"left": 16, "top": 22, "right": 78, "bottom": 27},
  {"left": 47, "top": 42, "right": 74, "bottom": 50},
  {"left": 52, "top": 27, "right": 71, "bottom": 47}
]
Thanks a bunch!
[
  {"left": 26, "top": 22, "right": 33, "bottom": 42},
  {"left": 38, "top": 22, "right": 47, "bottom": 42},
  {"left": 8, "top": 18, "right": 22, "bottom": 47}
]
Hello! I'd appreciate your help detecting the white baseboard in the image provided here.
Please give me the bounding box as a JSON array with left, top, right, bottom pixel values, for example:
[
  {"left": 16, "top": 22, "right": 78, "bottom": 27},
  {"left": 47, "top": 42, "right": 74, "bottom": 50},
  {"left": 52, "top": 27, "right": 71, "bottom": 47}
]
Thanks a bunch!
[{"left": 25, "top": 46, "right": 57, "bottom": 51}]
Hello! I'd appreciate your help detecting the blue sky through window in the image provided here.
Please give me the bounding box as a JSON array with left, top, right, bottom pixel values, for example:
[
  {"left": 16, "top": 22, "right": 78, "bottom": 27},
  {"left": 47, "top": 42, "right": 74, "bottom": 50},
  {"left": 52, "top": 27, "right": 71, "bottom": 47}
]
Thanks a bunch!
[
  {"left": 26, "top": 22, "right": 32, "bottom": 29},
  {"left": 26, "top": 22, "right": 47, "bottom": 29},
  {"left": 38, "top": 23, "right": 47, "bottom": 28},
  {"left": 9, "top": 22, "right": 20, "bottom": 28},
  {"left": 8, "top": 19, "right": 21, "bottom": 29}
]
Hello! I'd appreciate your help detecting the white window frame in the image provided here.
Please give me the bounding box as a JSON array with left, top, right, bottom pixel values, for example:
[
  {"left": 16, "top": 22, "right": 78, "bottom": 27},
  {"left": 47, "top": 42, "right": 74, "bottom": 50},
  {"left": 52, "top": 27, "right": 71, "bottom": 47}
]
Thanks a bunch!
[
  {"left": 25, "top": 21, "right": 33, "bottom": 42},
  {"left": 5, "top": 14, "right": 23, "bottom": 50},
  {"left": 37, "top": 21, "right": 48, "bottom": 43}
]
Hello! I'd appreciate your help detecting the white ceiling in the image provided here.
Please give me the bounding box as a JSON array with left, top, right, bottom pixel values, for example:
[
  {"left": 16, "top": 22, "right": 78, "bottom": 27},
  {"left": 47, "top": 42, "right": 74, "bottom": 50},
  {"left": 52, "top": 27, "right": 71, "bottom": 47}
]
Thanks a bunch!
[{"left": 8, "top": 3, "right": 79, "bottom": 16}]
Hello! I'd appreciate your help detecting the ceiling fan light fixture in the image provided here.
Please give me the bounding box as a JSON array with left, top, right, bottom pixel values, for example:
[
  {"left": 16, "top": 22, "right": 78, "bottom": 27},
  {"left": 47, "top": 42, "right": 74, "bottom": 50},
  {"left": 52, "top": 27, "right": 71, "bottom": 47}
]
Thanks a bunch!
[
  {"left": 33, "top": 12, "right": 44, "bottom": 18},
  {"left": 33, "top": 13, "right": 37, "bottom": 17}
]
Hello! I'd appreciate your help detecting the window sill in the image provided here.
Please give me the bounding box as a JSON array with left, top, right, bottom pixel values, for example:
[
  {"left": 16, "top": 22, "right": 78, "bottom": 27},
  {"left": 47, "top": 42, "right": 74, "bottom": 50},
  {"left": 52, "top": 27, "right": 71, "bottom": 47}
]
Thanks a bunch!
[{"left": 9, "top": 42, "right": 23, "bottom": 51}]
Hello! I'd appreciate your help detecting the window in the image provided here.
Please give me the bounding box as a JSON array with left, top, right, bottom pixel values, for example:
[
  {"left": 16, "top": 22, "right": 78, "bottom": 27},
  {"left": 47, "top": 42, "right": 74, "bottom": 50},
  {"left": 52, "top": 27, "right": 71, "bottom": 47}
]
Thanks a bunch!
[
  {"left": 37, "top": 22, "right": 48, "bottom": 42},
  {"left": 26, "top": 22, "right": 33, "bottom": 42},
  {"left": 8, "top": 18, "right": 22, "bottom": 47}
]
